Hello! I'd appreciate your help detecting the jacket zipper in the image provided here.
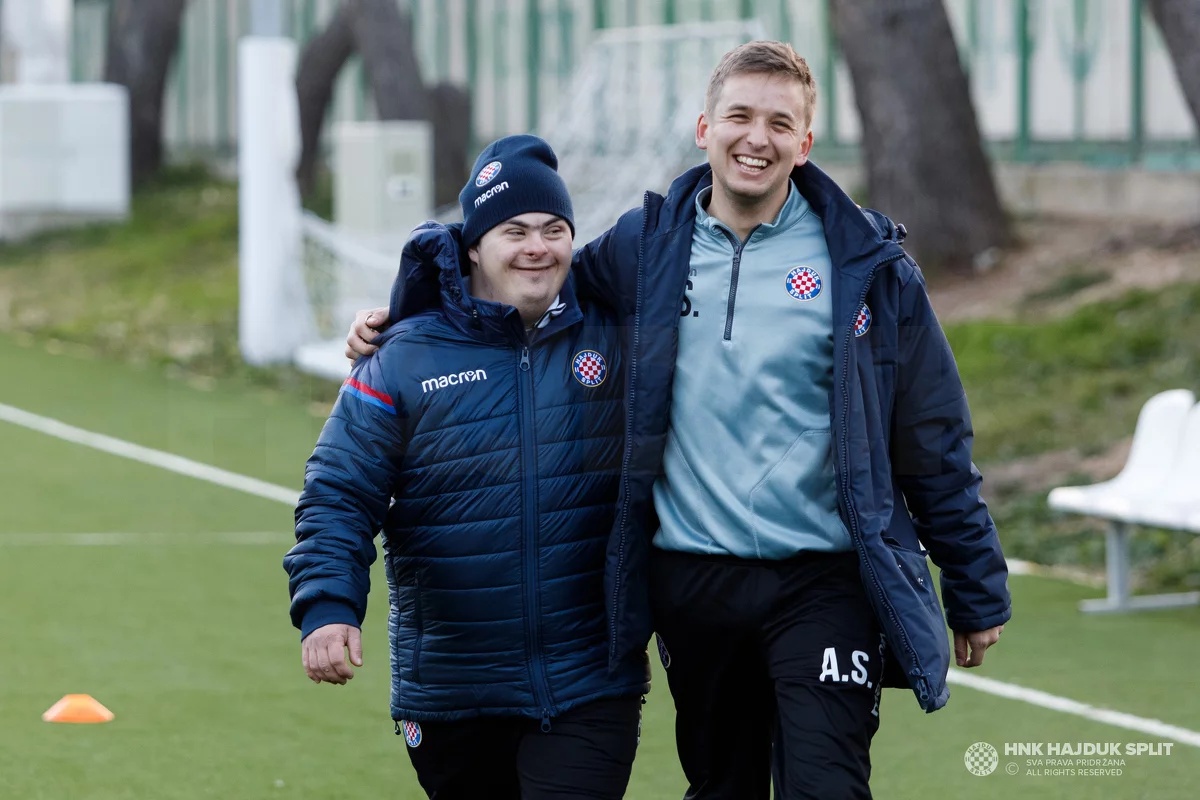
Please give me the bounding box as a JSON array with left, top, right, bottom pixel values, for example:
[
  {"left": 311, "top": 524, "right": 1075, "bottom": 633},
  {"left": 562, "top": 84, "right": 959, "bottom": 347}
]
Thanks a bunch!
[
  {"left": 609, "top": 192, "right": 651, "bottom": 665},
  {"left": 836, "top": 252, "right": 930, "bottom": 703},
  {"left": 518, "top": 344, "right": 554, "bottom": 729},
  {"left": 716, "top": 226, "right": 757, "bottom": 341}
]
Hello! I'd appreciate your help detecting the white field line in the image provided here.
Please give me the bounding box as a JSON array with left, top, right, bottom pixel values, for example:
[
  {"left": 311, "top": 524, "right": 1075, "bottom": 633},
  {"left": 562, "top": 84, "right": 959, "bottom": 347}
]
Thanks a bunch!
[
  {"left": 0, "top": 402, "right": 300, "bottom": 506},
  {"left": 948, "top": 670, "right": 1200, "bottom": 747},
  {"left": 3, "top": 402, "right": 1198, "bottom": 746},
  {"left": 0, "top": 531, "right": 291, "bottom": 546}
]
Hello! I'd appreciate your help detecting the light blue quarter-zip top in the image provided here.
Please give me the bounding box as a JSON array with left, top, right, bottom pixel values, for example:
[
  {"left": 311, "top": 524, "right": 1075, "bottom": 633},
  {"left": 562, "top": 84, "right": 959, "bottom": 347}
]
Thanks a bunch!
[{"left": 653, "top": 181, "right": 851, "bottom": 559}]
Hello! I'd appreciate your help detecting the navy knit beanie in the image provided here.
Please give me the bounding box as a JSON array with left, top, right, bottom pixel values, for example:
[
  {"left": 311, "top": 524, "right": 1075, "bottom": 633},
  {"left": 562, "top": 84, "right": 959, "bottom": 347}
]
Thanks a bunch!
[{"left": 459, "top": 134, "right": 575, "bottom": 248}]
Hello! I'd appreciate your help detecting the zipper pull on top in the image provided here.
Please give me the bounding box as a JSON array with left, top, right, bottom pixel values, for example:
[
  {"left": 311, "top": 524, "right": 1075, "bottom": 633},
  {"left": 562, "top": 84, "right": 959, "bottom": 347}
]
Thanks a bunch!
[{"left": 520, "top": 347, "right": 531, "bottom": 371}]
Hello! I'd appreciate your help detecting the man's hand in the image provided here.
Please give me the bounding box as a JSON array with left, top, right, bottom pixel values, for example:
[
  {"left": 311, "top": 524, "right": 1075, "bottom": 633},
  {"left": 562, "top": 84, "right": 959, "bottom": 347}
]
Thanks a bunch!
[
  {"left": 954, "top": 625, "right": 1003, "bottom": 668},
  {"left": 302, "top": 623, "right": 363, "bottom": 684},
  {"left": 344, "top": 307, "right": 390, "bottom": 360}
]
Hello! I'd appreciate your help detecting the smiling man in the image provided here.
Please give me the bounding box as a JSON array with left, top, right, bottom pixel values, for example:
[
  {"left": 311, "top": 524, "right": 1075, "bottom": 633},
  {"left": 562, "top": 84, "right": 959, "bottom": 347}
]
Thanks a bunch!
[
  {"left": 346, "top": 41, "right": 1011, "bottom": 800},
  {"left": 577, "top": 43, "right": 1008, "bottom": 799},
  {"left": 285, "top": 135, "right": 650, "bottom": 800}
]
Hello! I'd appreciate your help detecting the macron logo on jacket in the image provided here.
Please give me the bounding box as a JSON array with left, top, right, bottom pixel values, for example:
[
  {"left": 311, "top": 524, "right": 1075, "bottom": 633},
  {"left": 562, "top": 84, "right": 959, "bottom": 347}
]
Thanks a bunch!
[{"left": 421, "top": 369, "right": 489, "bottom": 394}]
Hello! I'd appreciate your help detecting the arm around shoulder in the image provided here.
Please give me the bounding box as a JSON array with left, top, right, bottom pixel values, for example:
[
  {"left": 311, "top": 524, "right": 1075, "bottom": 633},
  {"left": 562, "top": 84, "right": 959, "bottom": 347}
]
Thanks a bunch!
[{"left": 572, "top": 208, "right": 644, "bottom": 316}]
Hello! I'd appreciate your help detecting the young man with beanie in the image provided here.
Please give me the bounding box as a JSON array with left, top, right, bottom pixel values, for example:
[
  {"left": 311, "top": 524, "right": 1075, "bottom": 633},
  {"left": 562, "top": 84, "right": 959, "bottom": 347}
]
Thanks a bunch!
[
  {"left": 285, "top": 134, "right": 650, "bottom": 800},
  {"left": 348, "top": 41, "right": 1010, "bottom": 800}
]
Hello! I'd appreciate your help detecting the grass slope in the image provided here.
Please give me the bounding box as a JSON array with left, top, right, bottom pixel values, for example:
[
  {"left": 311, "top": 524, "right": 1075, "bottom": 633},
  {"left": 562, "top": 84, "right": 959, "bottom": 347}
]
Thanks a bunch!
[
  {"left": 948, "top": 284, "right": 1200, "bottom": 464},
  {"left": 0, "top": 167, "right": 339, "bottom": 406}
]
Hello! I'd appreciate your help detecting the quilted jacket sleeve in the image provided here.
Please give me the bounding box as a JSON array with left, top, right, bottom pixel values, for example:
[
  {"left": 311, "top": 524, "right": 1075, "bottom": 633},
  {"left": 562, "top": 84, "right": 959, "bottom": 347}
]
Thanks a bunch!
[
  {"left": 284, "top": 350, "right": 408, "bottom": 639},
  {"left": 891, "top": 264, "right": 1011, "bottom": 633}
]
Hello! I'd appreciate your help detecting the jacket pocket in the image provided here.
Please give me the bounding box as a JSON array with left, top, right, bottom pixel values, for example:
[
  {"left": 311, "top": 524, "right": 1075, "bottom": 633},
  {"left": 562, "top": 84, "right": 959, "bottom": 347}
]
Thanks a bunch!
[
  {"left": 888, "top": 542, "right": 941, "bottom": 614},
  {"left": 876, "top": 541, "right": 950, "bottom": 697}
]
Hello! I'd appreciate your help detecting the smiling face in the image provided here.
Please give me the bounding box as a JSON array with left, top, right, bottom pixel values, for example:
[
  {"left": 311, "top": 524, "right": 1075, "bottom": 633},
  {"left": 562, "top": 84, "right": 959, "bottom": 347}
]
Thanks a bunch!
[
  {"left": 467, "top": 212, "right": 573, "bottom": 327},
  {"left": 696, "top": 70, "right": 814, "bottom": 233}
]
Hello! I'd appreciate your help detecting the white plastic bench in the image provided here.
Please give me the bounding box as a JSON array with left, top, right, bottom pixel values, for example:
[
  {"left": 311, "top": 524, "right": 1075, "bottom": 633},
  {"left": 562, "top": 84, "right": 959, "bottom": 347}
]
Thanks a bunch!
[{"left": 1047, "top": 389, "right": 1200, "bottom": 613}]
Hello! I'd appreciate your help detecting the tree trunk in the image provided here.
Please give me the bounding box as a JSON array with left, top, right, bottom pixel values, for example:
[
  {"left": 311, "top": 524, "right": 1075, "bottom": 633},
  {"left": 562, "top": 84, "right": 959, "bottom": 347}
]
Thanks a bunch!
[
  {"left": 294, "top": 3, "right": 355, "bottom": 197},
  {"left": 347, "top": 0, "right": 430, "bottom": 120},
  {"left": 1146, "top": 0, "right": 1200, "bottom": 131},
  {"left": 104, "top": 0, "right": 190, "bottom": 186},
  {"left": 294, "top": 0, "right": 439, "bottom": 200},
  {"left": 828, "top": 0, "right": 1010, "bottom": 271},
  {"left": 428, "top": 82, "right": 472, "bottom": 208}
]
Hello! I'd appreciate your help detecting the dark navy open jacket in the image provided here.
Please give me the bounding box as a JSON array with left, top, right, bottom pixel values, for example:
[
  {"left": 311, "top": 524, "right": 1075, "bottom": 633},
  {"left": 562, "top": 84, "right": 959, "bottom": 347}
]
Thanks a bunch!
[
  {"left": 285, "top": 221, "right": 650, "bottom": 723},
  {"left": 575, "top": 162, "right": 1012, "bottom": 711}
]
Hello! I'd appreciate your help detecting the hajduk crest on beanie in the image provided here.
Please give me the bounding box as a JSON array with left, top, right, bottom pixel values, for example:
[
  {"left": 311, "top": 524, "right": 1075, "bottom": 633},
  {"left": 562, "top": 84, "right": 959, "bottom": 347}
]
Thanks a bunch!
[{"left": 459, "top": 134, "right": 575, "bottom": 248}]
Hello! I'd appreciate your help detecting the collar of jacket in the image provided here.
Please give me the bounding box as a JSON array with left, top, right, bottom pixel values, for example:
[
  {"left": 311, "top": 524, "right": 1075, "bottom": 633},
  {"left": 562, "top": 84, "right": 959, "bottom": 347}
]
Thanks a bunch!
[
  {"left": 660, "top": 160, "right": 908, "bottom": 278},
  {"left": 693, "top": 181, "right": 812, "bottom": 242},
  {"left": 389, "top": 220, "right": 584, "bottom": 344}
]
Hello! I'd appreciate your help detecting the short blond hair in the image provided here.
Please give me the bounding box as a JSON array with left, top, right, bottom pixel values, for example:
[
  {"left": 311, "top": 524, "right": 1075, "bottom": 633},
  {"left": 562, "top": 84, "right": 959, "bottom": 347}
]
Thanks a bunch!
[{"left": 705, "top": 40, "right": 818, "bottom": 132}]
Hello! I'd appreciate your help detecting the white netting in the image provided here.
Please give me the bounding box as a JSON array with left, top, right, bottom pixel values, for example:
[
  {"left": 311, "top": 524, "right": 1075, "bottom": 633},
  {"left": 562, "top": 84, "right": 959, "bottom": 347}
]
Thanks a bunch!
[
  {"left": 541, "top": 19, "right": 767, "bottom": 245},
  {"left": 292, "top": 211, "right": 401, "bottom": 380}
]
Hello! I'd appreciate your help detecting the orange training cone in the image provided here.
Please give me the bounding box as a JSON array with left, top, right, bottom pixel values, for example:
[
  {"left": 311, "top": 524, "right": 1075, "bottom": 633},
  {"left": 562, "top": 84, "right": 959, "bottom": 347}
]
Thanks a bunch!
[{"left": 42, "top": 694, "right": 115, "bottom": 724}]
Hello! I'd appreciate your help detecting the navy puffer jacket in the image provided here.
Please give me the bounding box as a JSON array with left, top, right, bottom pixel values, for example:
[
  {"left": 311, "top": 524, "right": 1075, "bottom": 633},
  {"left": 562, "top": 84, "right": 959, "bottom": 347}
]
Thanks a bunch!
[{"left": 285, "top": 221, "right": 650, "bottom": 723}]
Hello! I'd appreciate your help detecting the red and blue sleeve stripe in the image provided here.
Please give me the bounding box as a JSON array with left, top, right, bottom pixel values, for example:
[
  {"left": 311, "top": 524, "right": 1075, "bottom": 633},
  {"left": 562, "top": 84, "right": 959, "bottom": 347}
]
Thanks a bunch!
[{"left": 340, "top": 376, "right": 397, "bottom": 415}]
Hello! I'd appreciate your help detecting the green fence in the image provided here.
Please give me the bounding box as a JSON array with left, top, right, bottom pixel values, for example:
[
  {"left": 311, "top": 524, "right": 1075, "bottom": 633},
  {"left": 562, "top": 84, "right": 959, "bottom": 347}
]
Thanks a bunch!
[{"left": 67, "top": 0, "right": 1199, "bottom": 168}]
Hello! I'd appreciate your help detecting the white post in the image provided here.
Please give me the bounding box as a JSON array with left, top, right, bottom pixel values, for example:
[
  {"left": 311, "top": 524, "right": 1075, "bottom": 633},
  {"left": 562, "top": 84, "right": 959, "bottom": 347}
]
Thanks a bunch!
[
  {"left": 237, "top": 37, "right": 307, "bottom": 366},
  {"left": 249, "top": 0, "right": 285, "bottom": 37},
  {"left": 0, "top": 0, "right": 73, "bottom": 84}
]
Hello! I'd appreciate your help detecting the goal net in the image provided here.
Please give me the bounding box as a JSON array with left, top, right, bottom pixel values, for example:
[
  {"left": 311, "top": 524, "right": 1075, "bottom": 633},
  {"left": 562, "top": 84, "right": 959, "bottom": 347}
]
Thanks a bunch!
[
  {"left": 291, "top": 212, "right": 402, "bottom": 380},
  {"left": 541, "top": 19, "right": 767, "bottom": 245}
]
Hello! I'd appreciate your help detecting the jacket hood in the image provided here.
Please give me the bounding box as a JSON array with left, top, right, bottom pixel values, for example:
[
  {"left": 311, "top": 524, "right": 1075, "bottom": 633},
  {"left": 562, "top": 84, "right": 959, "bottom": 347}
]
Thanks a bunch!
[{"left": 389, "top": 220, "right": 472, "bottom": 328}]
